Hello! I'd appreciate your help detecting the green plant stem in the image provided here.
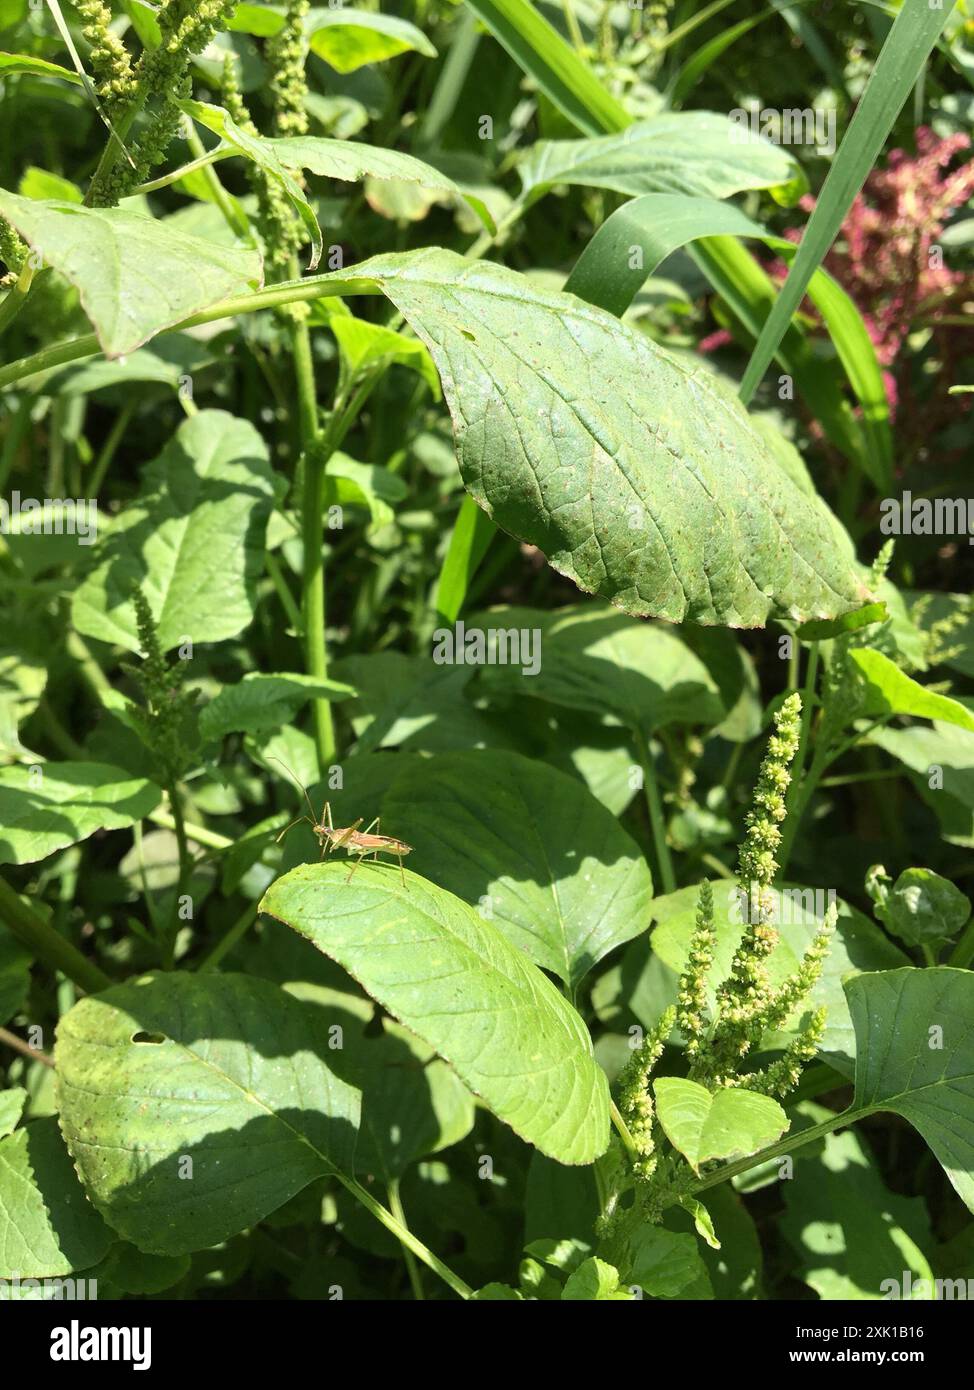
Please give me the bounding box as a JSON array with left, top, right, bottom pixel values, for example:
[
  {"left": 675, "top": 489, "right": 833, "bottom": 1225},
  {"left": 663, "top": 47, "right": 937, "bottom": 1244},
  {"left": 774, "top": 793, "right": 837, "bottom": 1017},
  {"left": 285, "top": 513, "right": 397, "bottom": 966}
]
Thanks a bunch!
[
  {"left": 687, "top": 1106, "right": 859, "bottom": 1197},
  {"left": 0, "top": 1023, "right": 55, "bottom": 1068},
  {"left": 336, "top": 1174, "right": 472, "bottom": 1299},
  {"left": 88, "top": 398, "right": 136, "bottom": 494},
  {"left": 197, "top": 902, "right": 259, "bottom": 972},
  {"left": 163, "top": 784, "right": 192, "bottom": 968},
  {"left": 149, "top": 809, "right": 232, "bottom": 851},
  {"left": 387, "top": 1178, "right": 425, "bottom": 1300},
  {"left": 609, "top": 1097, "right": 639, "bottom": 1161},
  {"left": 292, "top": 310, "right": 337, "bottom": 774},
  {"left": 0, "top": 872, "right": 110, "bottom": 994},
  {"left": 634, "top": 728, "right": 676, "bottom": 894}
]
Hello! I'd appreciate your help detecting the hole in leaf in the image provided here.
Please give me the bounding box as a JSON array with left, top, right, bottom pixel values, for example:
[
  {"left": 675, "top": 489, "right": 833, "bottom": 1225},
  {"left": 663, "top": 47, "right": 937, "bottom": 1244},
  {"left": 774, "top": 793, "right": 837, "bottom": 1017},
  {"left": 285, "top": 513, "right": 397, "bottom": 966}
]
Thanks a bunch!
[{"left": 131, "top": 1031, "right": 167, "bottom": 1045}]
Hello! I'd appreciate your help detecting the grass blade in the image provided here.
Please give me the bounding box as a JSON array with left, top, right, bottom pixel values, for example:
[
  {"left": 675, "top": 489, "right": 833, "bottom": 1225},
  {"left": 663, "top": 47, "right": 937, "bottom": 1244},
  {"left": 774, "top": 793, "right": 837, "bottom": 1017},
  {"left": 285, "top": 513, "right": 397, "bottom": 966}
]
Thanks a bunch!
[
  {"left": 465, "top": 0, "right": 629, "bottom": 136},
  {"left": 739, "top": 0, "right": 957, "bottom": 403}
]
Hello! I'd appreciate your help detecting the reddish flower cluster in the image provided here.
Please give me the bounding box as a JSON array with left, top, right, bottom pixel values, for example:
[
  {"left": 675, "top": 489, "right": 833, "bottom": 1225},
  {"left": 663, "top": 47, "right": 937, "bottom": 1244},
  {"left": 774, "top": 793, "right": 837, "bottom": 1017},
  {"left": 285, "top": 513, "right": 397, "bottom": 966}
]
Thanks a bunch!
[{"left": 814, "top": 126, "right": 974, "bottom": 369}]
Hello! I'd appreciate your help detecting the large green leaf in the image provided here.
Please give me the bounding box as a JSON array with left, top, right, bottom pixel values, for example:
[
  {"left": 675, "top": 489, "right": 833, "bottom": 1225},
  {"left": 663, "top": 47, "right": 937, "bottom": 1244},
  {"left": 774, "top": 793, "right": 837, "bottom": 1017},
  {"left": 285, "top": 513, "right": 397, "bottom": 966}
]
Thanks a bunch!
[
  {"left": 327, "top": 748, "right": 654, "bottom": 990},
  {"left": 519, "top": 113, "right": 801, "bottom": 204},
  {"left": 650, "top": 882, "right": 909, "bottom": 1068},
  {"left": 260, "top": 862, "right": 611, "bottom": 1164},
  {"left": 55, "top": 972, "right": 360, "bottom": 1255},
  {"left": 0, "top": 762, "right": 160, "bottom": 866},
  {"left": 781, "top": 1122, "right": 935, "bottom": 1300},
  {"left": 871, "top": 722, "right": 974, "bottom": 847},
  {"left": 0, "top": 190, "right": 262, "bottom": 357},
  {"left": 228, "top": 4, "right": 436, "bottom": 71},
  {"left": 340, "top": 249, "right": 868, "bottom": 626},
  {"left": 72, "top": 410, "right": 279, "bottom": 653},
  {"left": 0, "top": 1117, "right": 112, "bottom": 1278},
  {"left": 844, "top": 968, "right": 974, "bottom": 1212},
  {"left": 653, "top": 1077, "right": 788, "bottom": 1173},
  {"left": 472, "top": 603, "right": 725, "bottom": 733}
]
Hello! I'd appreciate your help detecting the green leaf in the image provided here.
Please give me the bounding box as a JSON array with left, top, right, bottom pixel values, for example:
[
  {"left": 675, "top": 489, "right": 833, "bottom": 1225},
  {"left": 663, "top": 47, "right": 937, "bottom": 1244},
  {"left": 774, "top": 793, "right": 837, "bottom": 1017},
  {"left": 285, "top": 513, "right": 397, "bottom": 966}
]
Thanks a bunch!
[
  {"left": 0, "top": 191, "right": 262, "bottom": 357},
  {"left": 0, "top": 1087, "right": 27, "bottom": 1139},
  {"left": 782, "top": 1122, "right": 935, "bottom": 1300},
  {"left": 0, "top": 1117, "right": 112, "bottom": 1278},
  {"left": 678, "top": 1194, "right": 721, "bottom": 1250},
  {"left": 566, "top": 195, "right": 891, "bottom": 487},
  {"left": 0, "top": 52, "right": 82, "bottom": 83},
  {"left": 562, "top": 1256, "right": 634, "bottom": 1300},
  {"left": 520, "top": 114, "right": 801, "bottom": 204},
  {"left": 324, "top": 306, "right": 440, "bottom": 396},
  {"left": 18, "top": 166, "right": 83, "bottom": 203},
  {"left": 845, "top": 968, "right": 974, "bottom": 1212},
  {"left": 740, "top": 0, "right": 956, "bottom": 401},
  {"left": 199, "top": 672, "right": 356, "bottom": 745},
  {"left": 797, "top": 602, "right": 888, "bottom": 642},
  {"left": 345, "top": 747, "right": 654, "bottom": 990},
  {"left": 435, "top": 495, "right": 497, "bottom": 624},
  {"left": 343, "top": 249, "right": 868, "bottom": 625},
  {"left": 55, "top": 972, "right": 361, "bottom": 1255},
  {"left": 849, "top": 649, "right": 974, "bottom": 732},
  {"left": 0, "top": 762, "right": 160, "bottom": 866},
  {"left": 472, "top": 603, "right": 725, "bottom": 732},
  {"left": 71, "top": 410, "right": 279, "bottom": 654},
  {"left": 180, "top": 100, "right": 322, "bottom": 268},
  {"left": 465, "top": 0, "right": 629, "bottom": 137},
  {"left": 650, "top": 881, "right": 909, "bottom": 1068},
  {"left": 625, "top": 1224, "right": 708, "bottom": 1298},
  {"left": 879, "top": 869, "right": 970, "bottom": 948},
  {"left": 324, "top": 454, "right": 408, "bottom": 532},
  {"left": 653, "top": 1077, "right": 789, "bottom": 1173},
  {"left": 306, "top": 7, "right": 436, "bottom": 73},
  {"left": 260, "top": 862, "right": 611, "bottom": 1165},
  {"left": 871, "top": 722, "right": 974, "bottom": 846}
]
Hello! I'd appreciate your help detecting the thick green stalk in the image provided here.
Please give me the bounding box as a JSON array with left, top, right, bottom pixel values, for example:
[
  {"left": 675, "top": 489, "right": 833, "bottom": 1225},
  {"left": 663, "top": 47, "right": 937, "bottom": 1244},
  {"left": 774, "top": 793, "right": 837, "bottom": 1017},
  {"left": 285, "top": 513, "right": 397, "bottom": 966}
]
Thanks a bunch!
[{"left": 0, "top": 873, "right": 110, "bottom": 994}]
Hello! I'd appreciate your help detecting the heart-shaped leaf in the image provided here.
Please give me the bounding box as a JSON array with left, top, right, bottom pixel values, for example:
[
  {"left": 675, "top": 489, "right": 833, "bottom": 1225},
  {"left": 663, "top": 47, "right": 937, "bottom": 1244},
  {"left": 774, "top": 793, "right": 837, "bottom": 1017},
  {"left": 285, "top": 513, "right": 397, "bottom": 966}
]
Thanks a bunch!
[
  {"left": 0, "top": 190, "right": 262, "bottom": 357},
  {"left": 260, "top": 862, "right": 611, "bottom": 1164},
  {"left": 72, "top": 410, "right": 280, "bottom": 653},
  {"left": 0, "top": 762, "right": 160, "bottom": 866},
  {"left": 55, "top": 971, "right": 360, "bottom": 1255},
  {"left": 653, "top": 1077, "right": 788, "bottom": 1172}
]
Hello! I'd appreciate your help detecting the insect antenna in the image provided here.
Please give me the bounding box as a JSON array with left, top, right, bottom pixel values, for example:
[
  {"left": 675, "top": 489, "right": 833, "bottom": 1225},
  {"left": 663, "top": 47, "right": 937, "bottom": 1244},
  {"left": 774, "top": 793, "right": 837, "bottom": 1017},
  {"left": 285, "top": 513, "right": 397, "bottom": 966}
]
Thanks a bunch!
[{"left": 267, "top": 755, "right": 322, "bottom": 839}]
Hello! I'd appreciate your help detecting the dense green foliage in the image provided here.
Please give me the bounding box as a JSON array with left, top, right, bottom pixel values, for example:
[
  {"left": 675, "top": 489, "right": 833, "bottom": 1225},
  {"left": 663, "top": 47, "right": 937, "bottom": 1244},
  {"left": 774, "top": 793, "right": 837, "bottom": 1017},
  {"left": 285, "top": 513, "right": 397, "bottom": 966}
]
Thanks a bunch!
[{"left": 0, "top": 0, "right": 972, "bottom": 1302}]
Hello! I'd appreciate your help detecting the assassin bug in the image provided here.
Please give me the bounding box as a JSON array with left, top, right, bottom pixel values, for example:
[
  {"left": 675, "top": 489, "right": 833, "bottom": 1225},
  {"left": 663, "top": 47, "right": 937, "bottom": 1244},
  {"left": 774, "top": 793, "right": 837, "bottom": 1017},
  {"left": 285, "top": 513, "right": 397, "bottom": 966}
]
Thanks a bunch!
[{"left": 269, "top": 757, "right": 412, "bottom": 886}]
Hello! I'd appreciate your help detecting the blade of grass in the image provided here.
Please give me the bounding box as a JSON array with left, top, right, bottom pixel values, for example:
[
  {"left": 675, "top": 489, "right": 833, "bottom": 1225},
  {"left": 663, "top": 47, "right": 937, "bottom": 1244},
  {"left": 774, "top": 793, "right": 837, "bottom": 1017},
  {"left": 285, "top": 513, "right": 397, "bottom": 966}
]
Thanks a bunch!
[
  {"left": 435, "top": 494, "right": 497, "bottom": 625},
  {"left": 465, "top": 0, "right": 629, "bottom": 136},
  {"left": 739, "top": 0, "right": 958, "bottom": 404}
]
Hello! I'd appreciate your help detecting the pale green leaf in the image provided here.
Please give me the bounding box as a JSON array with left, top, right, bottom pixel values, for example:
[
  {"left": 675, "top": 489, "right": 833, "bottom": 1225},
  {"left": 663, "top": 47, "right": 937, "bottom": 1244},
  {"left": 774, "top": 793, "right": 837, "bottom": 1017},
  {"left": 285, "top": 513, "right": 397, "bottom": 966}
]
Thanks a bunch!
[
  {"left": 653, "top": 1077, "right": 788, "bottom": 1172},
  {"left": 71, "top": 410, "right": 279, "bottom": 654},
  {"left": 0, "top": 190, "right": 262, "bottom": 357},
  {"left": 0, "top": 1117, "right": 112, "bottom": 1278},
  {"left": 0, "top": 1087, "right": 27, "bottom": 1139},
  {"left": 306, "top": 7, "right": 436, "bottom": 73},
  {"left": 260, "top": 861, "right": 611, "bottom": 1165},
  {"left": 520, "top": 113, "right": 801, "bottom": 204},
  {"left": 849, "top": 648, "right": 974, "bottom": 732},
  {"left": 0, "top": 53, "right": 82, "bottom": 83},
  {"left": 0, "top": 762, "right": 160, "bottom": 866},
  {"left": 55, "top": 972, "right": 361, "bottom": 1255},
  {"left": 562, "top": 1256, "right": 634, "bottom": 1300}
]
